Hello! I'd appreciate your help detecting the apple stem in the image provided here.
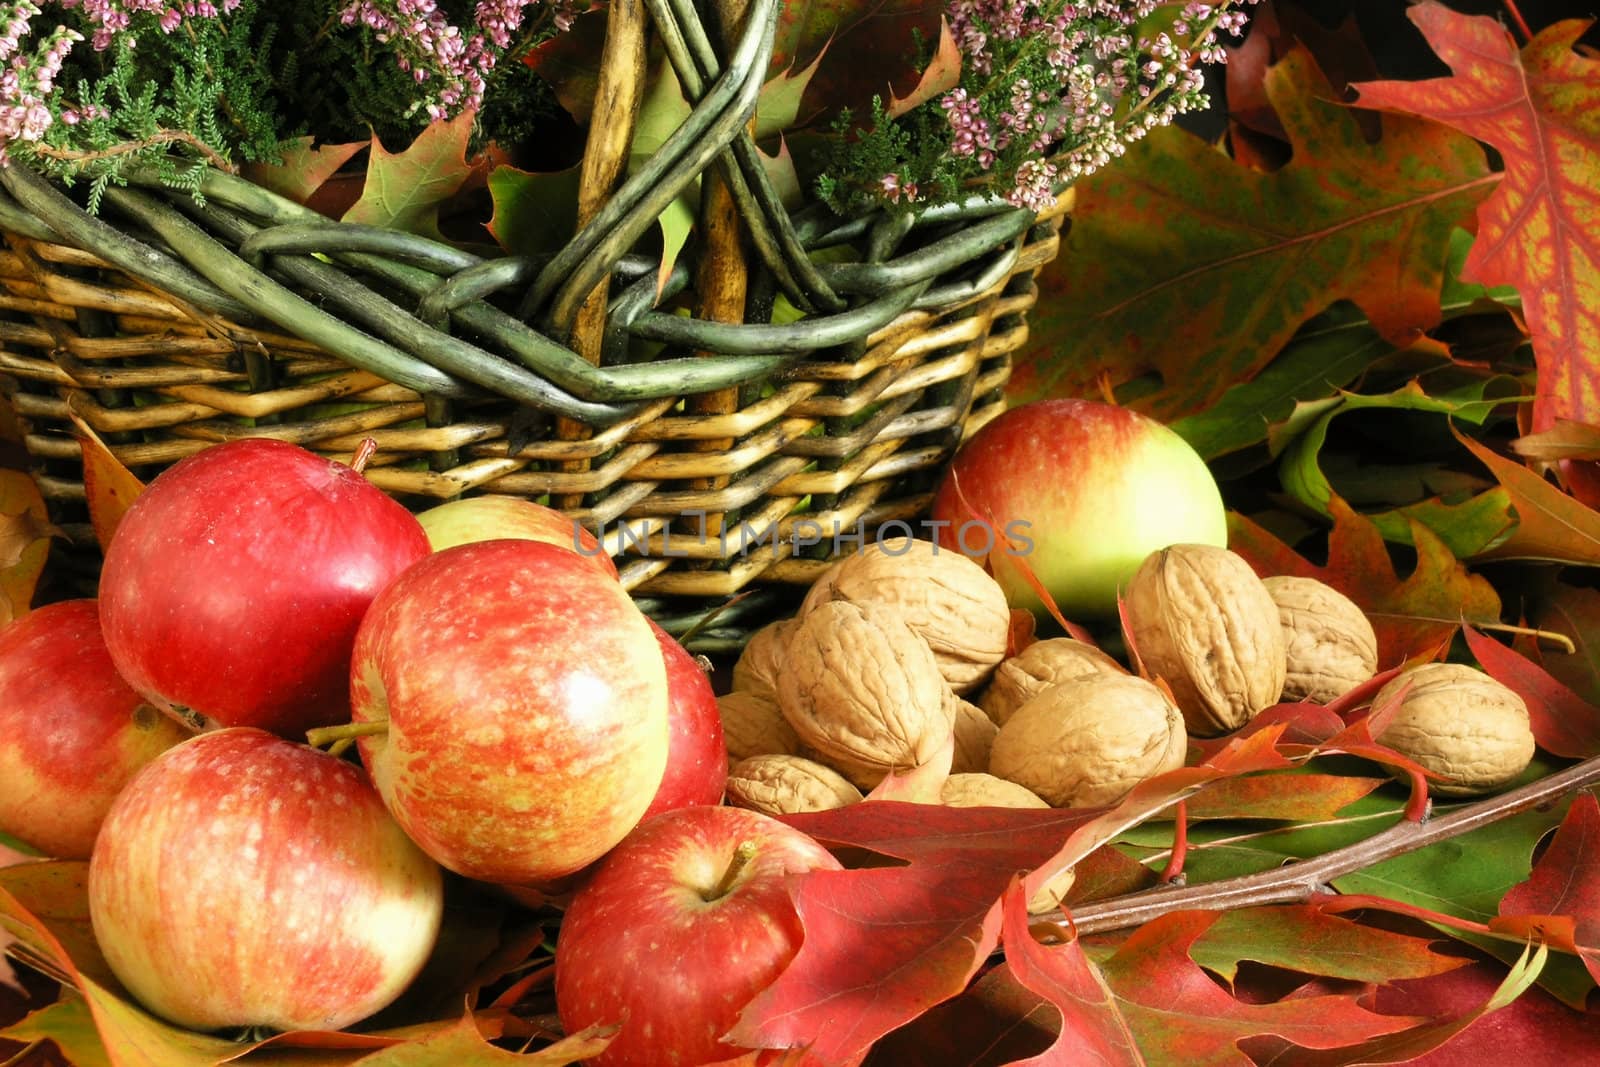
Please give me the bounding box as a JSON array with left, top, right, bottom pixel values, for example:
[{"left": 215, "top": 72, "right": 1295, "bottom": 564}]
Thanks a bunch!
[
  {"left": 704, "top": 840, "right": 759, "bottom": 902},
  {"left": 306, "top": 719, "right": 389, "bottom": 757},
  {"left": 350, "top": 437, "right": 378, "bottom": 474}
]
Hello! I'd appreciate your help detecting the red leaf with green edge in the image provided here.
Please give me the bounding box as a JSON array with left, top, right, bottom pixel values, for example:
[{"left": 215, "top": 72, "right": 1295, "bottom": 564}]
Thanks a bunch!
[
  {"left": 1184, "top": 772, "right": 1384, "bottom": 823},
  {"left": 1227, "top": 496, "right": 1503, "bottom": 668},
  {"left": 1095, "top": 911, "right": 1421, "bottom": 1063},
  {"left": 998, "top": 881, "right": 1142, "bottom": 1066},
  {"left": 1351, "top": 6, "right": 1600, "bottom": 480},
  {"left": 1007, "top": 44, "right": 1494, "bottom": 421},
  {"left": 242, "top": 137, "right": 367, "bottom": 207},
  {"left": 1463, "top": 625, "right": 1600, "bottom": 759},
  {"left": 1493, "top": 792, "right": 1600, "bottom": 982},
  {"left": 1271, "top": 944, "right": 1549, "bottom": 1066},
  {"left": 342, "top": 111, "right": 479, "bottom": 240},
  {"left": 1186, "top": 904, "right": 1469, "bottom": 986},
  {"left": 769, "top": 0, "right": 940, "bottom": 124},
  {"left": 1453, "top": 424, "right": 1600, "bottom": 565}
]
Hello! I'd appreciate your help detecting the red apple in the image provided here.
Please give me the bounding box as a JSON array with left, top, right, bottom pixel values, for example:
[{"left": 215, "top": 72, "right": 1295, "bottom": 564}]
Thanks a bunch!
[
  {"left": 351, "top": 538, "right": 669, "bottom": 886},
  {"left": 932, "top": 399, "right": 1227, "bottom": 618},
  {"left": 555, "top": 805, "right": 843, "bottom": 1066},
  {"left": 641, "top": 620, "right": 728, "bottom": 820},
  {"left": 0, "top": 599, "right": 189, "bottom": 859},
  {"left": 98, "top": 437, "right": 432, "bottom": 737},
  {"left": 88, "top": 727, "right": 443, "bottom": 1033},
  {"left": 415, "top": 495, "right": 619, "bottom": 579}
]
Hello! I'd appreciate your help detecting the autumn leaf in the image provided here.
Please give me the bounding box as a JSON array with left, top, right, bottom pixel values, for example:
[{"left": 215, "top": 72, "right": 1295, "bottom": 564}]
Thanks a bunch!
[
  {"left": 242, "top": 136, "right": 367, "bottom": 206},
  {"left": 1492, "top": 792, "right": 1600, "bottom": 982},
  {"left": 885, "top": 17, "right": 959, "bottom": 119},
  {"left": 67, "top": 404, "right": 145, "bottom": 554},
  {"left": 1453, "top": 424, "right": 1600, "bottom": 566},
  {"left": 1095, "top": 911, "right": 1420, "bottom": 1063},
  {"left": 1008, "top": 44, "right": 1494, "bottom": 420},
  {"left": 1183, "top": 772, "right": 1384, "bottom": 823},
  {"left": 1511, "top": 420, "right": 1600, "bottom": 463},
  {"left": 769, "top": 0, "right": 941, "bottom": 125},
  {"left": 1462, "top": 626, "right": 1600, "bottom": 760},
  {"left": 0, "top": 470, "right": 56, "bottom": 627},
  {"left": 1351, "top": 5, "right": 1600, "bottom": 474},
  {"left": 1227, "top": 496, "right": 1503, "bottom": 667},
  {"left": 1527, "top": 580, "right": 1600, "bottom": 706},
  {"left": 1186, "top": 904, "right": 1468, "bottom": 986},
  {"left": 997, "top": 881, "right": 1142, "bottom": 1066},
  {"left": 342, "top": 111, "right": 480, "bottom": 240},
  {"left": 486, "top": 164, "right": 582, "bottom": 259}
]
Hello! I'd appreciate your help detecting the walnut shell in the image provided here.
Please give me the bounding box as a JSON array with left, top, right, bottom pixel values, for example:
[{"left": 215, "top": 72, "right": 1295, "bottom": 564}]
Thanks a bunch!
[
  {"left": 1263, "top": 576, "right": 1379, "bottom": 704},
  {"left": 950, "top": 692, "right": 1000, "bottom": 775},
  {"left": 778, "top": 599, "right": 954, "bottom": 778},
  {"left": 940, "top": 773, "right": 1049, "bottom": 809},
  {"left": 718, "top": 691, "right": 800, "bottom": 767},
  {"left": 1371, "top": 663, "right": 1534, "bottom": 796},
  {"left": 1124, "top": 544, "right": 1287, "bottom": 736},
  {"left": 989, "top": 673, "right": 1187, "bottom": 808},
  {"left": 978, "top": 637, "right": 1128, "bottom": 725},
  {"left": 725, "top": 754, "right": 863, "bottom": 815},
  {"left": 798, "top": 536, "right": 1010, "bottom": 694},
  {"left": 731, "top": 618, "right": 795, "bottom": 703}
]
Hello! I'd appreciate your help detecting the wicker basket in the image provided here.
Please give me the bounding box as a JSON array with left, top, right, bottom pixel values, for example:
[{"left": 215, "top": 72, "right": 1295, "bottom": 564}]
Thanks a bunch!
[{"left": 0, "top": 0, "right": 1070, "bottom": 648}]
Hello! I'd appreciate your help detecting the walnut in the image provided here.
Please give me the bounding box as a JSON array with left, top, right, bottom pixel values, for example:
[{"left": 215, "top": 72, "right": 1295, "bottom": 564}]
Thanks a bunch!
[
  {"left": 940, "top": 773, "right": 1049, "bottom": 808},
  {"left": 731, "top": 618, "right": 795, "bottom": 703},
  {"left": 1123, "top": 544, "right": 1287, "bottom": 736},
  {"left": 1261, "top": 576, "right": 1378, "bottom": 704},
  {"left": 1371, "top": 663, "right": 1535, "bottom": 796},
  {"left": 989, "top": 673, "right": 1187, "bottom": 808},
  {"left": 725, "top": 755, "right": 863, "bottom": 815},
  {"left": 978, "top": 637, "right": 1127, "bottom": 725},
  {"left": 798, "top": 536, "right": 1010, "bottom": 694},
  {"left": 718, "top": 691, "right": 800, "bottom": 767},
  {"left": 778, "top": 599, "right": 954, "bottom": 780},
  {"left": 950, "top": 691, "right": 999, "bottom": 775}
]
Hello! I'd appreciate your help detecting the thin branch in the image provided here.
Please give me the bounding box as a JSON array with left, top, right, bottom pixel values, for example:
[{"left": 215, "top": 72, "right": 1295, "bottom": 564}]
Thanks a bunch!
[
  {"left": 1063, "top": 754, "right": 1600, "bottom": 935},
  {"left": 1501, "top": 0, "right": 1535, "bottom": 43},
  {"left": 28, "top": 130, "right": 237, "bottom": 174}
]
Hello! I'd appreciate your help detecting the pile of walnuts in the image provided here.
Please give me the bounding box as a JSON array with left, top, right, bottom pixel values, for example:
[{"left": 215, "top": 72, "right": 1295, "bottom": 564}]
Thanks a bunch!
[{"left": 719, "top": 538, "right": 1536, "bottom": 821}]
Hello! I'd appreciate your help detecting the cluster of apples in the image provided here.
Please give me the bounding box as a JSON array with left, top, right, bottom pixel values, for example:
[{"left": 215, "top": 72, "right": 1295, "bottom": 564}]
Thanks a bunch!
[{"left": 0, "top": 436, "right": 847, "bottom": 1064}]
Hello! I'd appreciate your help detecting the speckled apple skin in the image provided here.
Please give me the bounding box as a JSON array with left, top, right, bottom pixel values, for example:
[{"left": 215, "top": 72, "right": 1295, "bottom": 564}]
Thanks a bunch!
[
  {"left": 555, "top": 805, "right": 842, "bottom": 1067},
  {"left": 931, "top": 398, "right": 1228, "bottom": 618},
  {"left": 0, "top": 599, "right": 189, "bottom": 859},
  {"left": 351, "top": 538, "right": 670, "bottom": 886},
  {"left": 88, "top": 728, "right": 444, "bottom": 1033}
]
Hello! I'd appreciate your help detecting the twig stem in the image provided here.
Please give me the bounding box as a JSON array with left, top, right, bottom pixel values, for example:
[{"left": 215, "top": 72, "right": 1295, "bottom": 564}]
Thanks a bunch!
[{"left": 1064, "top": 754, "right": 1600, "bottom": 935}]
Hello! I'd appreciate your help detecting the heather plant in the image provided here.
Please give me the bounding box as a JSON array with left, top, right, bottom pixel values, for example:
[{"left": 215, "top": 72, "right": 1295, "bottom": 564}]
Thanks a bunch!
[{"left": 0, "top": 0, "right": 1260, "bottom": 225}]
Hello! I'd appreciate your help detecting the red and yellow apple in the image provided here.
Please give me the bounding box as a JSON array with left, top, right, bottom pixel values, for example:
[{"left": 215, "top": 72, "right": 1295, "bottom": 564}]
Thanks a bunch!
[
  {"left": 555, "top": 805, "right": 843, "bottom": 1066},
  {"left": 0, "top": 599, "right": 189, "bottom": 859},
  {"left": 932, "top": 398, "right": 1227, "bottom": 618},
  {"left": 641, "top": 620, "right": 728, "bottom": 820},
  {"left": 351, "top": 538, "right": 669, "bottom": 886},
  {"left": 88, "top": 728, "right": 443, "bottom": 1033}
]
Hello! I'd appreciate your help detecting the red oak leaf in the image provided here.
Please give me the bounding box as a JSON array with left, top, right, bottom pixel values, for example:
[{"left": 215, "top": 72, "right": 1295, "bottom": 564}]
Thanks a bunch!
[
  {"left": 1493, "top": 791, "right": 1600, "bottom": 982},
  {"left": 1352, "top": 4, "right": 1600, "bottom": 498},
  {"left": 1463, "top": 625, "right": 1600, "bottom": 759}
]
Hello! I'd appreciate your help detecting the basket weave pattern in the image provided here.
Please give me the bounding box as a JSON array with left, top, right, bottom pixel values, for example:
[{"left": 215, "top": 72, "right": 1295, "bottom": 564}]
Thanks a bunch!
[{"left": 0, "top": 0, "right": 1071, "bottom": 635}]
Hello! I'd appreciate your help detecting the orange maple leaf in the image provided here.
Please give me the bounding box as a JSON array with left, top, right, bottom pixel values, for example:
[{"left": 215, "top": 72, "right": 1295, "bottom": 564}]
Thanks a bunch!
[{"left": 1352, "top": 4, "right": 1600, "bottom": 491}]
